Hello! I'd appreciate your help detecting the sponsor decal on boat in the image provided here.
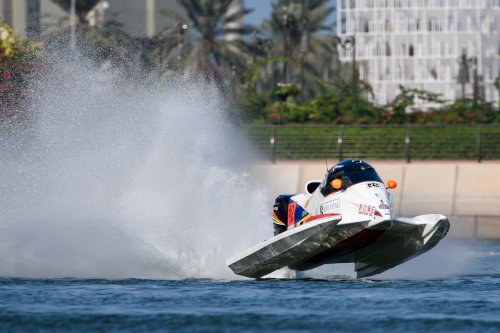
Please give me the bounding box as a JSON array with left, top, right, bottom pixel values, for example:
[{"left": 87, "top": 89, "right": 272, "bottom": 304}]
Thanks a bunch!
[
  {"left": 320, "top": 199, "right": 340, "bottom": 214},
  {"left": 379, "top": 203, "right": 390, "bottom": 209},
  {"left": 359, "top": 204, "right": 376, "bottom": 216},
  {"left": 288, "top": 202, "right": 297, "bottom": 227}
]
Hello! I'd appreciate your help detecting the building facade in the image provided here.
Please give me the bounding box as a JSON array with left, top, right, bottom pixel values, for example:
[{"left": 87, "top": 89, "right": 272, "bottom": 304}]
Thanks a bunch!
[{"left": 336, "top": 0, "right": 500, "bottom": 106}]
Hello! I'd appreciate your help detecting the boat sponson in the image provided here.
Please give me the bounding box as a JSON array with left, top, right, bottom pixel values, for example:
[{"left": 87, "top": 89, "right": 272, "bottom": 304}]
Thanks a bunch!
[
  {"left": 227, "top": 217, "right": 341, "bottom": 278},
  {"left": 354, "top": 216, "right": 450, "bottom": 278}
]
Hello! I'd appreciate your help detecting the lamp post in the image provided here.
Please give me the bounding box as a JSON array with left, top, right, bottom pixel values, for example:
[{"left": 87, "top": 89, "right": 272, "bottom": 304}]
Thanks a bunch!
[
  {"left": 282, "top": 8, "right": 290, "bottom": 84},
  {"left": 298, "top": 0, "right": 309, "bottom": 95},
  {"left": 177, "top": 22, "right": 188, "bottom": 63},
  {"left": 70, "top": 0, "right": 76, "bottom": 50},
  {"left": 282, "top": 6, "right": 296, "bottom": 84},
  {"left": 457, "top": 51, "right": 469, "bottom": 99},
  {"left": 334, "top": 35, "right": 356, "bottom": 89},
  {"left": 470, "top": 56, "right": 480, "bottom": 105},
  {"left": 495, "top": 75, "right": 500, "bottom": 108}
]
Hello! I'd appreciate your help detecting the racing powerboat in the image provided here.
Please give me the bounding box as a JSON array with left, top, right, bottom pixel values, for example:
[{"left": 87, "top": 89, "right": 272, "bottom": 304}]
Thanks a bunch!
[{"left": 226, "top": 160, "right": 450, "bottom": 278}]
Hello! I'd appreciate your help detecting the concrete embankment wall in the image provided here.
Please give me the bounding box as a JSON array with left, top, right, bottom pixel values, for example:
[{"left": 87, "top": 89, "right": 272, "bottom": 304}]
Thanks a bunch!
[{"left": 251, "top": 161, "right": 500, "bottom": 240}]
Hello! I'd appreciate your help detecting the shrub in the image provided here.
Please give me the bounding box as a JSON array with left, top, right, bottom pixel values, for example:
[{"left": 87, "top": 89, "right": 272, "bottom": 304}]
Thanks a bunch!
[{"left": 0, "top": 20, "right": 39, "bottom": 122}]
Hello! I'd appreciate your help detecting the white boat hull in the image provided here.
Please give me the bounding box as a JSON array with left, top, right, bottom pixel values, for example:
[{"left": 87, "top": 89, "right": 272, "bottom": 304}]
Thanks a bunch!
[{"left": 227, "top": 214, "right": 449, "bottom": 279}]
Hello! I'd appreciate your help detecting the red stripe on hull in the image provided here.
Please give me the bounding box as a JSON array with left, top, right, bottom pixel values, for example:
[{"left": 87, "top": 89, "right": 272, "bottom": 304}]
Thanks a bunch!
[{"left": 304, "top": 213, "right": 341, "bottom": 223}]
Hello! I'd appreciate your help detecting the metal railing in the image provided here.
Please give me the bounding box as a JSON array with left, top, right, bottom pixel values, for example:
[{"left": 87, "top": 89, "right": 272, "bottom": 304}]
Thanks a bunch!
[{"left": 242, "top": 124, "right": 500, "bottom": 162}]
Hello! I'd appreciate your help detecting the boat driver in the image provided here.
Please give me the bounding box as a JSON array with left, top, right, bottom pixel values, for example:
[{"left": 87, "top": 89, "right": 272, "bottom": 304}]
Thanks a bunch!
[{"left": 320, "top": 160, "right": 382, "bottom": 196}]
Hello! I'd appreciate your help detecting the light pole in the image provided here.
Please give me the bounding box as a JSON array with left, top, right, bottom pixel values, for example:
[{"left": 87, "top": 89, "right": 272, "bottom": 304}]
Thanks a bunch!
[
  {"left": 70, "top": 0, "right": 76, "bottom": 50},
  {"left": 457, "top": 51, "right": 469, "bottom": 99},
  {"left": 470, "top": 56, "right": 481, "bottom": 105},
  {"left": 334, "top": 35, "right": 356, "bottom": 89},
  {"left": 495, "top": 74, "right": 500, "bottom": 108},
  {"left": 282, "top": 6, "right": 296, "bottom": 84},
  {"left": 177, "top": 22, "right": 188, "bottom": 64},
  {"left": 299, "top": 0, "right": 309, "bottom": 95}
]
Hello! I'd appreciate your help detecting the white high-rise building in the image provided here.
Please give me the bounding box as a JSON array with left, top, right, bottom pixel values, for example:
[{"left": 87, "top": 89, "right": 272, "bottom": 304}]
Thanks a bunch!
[{"left": 336, "top": 0, "right": 500, "bottom": 106}]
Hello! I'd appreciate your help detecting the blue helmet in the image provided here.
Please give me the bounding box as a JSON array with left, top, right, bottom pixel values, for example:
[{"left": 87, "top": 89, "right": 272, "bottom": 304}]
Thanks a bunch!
[{"left": 321, "top": 160, "right": 383, "bottom": 195}]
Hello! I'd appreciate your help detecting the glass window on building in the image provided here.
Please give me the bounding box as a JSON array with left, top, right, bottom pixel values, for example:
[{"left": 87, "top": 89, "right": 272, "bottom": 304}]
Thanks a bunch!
[{"left": 447, "top": 15, "right": 454, "bottom": 32}]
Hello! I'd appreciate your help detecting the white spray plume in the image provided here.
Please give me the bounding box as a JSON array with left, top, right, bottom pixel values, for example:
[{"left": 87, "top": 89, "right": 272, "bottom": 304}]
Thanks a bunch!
[{"left": 0, "top": 55, "right": 271, "bottom": 279}]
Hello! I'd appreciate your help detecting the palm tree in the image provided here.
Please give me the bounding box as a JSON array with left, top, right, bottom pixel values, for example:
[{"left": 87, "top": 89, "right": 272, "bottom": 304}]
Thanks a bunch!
[
  {"left": 263, "top": 0, "right": 333, "bottom": 99},
  {"left": 155, "top": 0, "right": 254, "bottom": 97},
  {"left": 44, "top": 1, "right": 145, "bottom": 79}
]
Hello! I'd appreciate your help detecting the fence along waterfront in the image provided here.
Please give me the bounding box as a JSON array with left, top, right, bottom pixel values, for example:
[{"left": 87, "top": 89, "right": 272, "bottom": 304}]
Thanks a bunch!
[{"left": 243, "top": 124, "right": 500, "bottom": 162}]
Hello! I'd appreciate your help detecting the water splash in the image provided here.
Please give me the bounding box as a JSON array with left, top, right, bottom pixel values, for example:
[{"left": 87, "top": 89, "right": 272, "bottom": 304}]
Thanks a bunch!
[
  {"left": 0, "top": 56, "right": 271, "bottom": 279},
  {"left": 375, "top": 239, "right": 493, "bottom": 280},
  {"left": 297, "top": 239, "right": 482, "bottom": 280}
]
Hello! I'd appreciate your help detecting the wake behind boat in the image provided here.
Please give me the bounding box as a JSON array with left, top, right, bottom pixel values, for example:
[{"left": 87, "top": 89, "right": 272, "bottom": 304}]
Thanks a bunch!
[{"left": 226, "top": 160, "right": 450, "bottom": 278}]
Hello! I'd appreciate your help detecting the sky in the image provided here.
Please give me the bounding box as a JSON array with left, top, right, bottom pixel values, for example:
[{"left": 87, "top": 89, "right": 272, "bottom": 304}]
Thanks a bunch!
[
  {"left": 245, "top": 1, "right": 273, "bottom": 25},
  {"left": 244, "top": 1, "right": 336, "bottom": 28}
]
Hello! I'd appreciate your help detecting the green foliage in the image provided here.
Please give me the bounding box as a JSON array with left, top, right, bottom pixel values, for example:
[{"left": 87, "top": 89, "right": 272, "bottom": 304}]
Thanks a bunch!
[
  {"left": 244, "top": 124, "right": 500, "bottom": 160},
  {"left": 5, "top": 1, "right": 500, "bottom": 128},
  {"left": 0, "top": 20, "right": 39, "bottom": 121},
  {"left": 150, "top": 0, "right": 254, "bottom": 96},
  {"left": 238, "top": 57, "right": 281, "bottom": 122},
  {"left": 239, "top": 72, "right": 500, "bottom": 125},
  {"left": 240, "top": 70, "right": 385, "bottom": 125},
  {"left": 261, "top": 0, "right": 335, "bottom": 100},
  {"left": 382, "top": 86, "right": 444, "bottom": 124},
  {"left": 42, "top": 10, "right": 154, "bottom": 83},
  {"left": 407, "top": 99, "right": 499, "bottom": 124}
]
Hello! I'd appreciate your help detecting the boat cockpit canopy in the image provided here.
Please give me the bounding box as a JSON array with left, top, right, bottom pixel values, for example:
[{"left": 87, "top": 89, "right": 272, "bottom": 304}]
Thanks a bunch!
[{"left": 320, "top": 160, "right": 383, "bottom": 196}]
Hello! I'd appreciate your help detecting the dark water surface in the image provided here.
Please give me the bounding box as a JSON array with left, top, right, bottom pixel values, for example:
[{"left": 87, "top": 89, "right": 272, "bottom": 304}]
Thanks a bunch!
[{"left": 1, "top": 240, "right": 499, "bottom": 333}]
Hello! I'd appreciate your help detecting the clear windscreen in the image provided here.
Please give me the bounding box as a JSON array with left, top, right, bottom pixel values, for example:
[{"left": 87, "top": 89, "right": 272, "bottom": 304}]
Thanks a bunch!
[
  {"left": 342, "top": 168, "right": 383, "bottom": 186},
  {"left": 321, "top": 167, "right": 383, "bottom": 196}
]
